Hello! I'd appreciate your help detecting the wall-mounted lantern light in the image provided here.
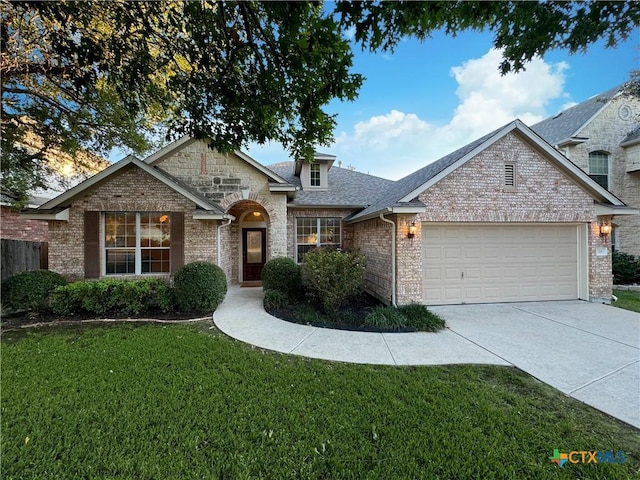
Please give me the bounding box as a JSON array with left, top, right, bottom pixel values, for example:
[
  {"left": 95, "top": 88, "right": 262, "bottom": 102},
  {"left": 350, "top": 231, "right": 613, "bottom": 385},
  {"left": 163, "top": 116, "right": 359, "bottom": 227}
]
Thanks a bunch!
[
  {"left": 408, "top": 222, "right": 417, "bottom": 239},
  {"left": 600, "top": 222, "right": 612, "bottom": 236}
]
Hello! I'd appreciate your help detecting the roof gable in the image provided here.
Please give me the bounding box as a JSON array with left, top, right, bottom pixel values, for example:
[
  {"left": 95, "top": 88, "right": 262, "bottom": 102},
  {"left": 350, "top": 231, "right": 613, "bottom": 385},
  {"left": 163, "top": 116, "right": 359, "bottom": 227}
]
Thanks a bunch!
[
  {"left": 348, "top": 119, "right": 625, "bottom": 222},
  {"left": 144, "top": 136, "right": 291, "bottom": 185},
  {"left": 37, "top": 155, "right": 224, "bottom": 213}
]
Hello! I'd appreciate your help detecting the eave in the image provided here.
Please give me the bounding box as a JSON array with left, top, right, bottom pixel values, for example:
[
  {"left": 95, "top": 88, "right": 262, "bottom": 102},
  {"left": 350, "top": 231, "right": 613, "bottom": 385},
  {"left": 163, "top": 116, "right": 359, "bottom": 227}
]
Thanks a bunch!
[
  {"left": 595, "top": 204, "right": 639, "bottom": 216},
  {"left": 20, "top": 207, "right": 70, "bottom": 221},
  {"left": 192, "top": 210, "right": 236, "bottom": 221}
]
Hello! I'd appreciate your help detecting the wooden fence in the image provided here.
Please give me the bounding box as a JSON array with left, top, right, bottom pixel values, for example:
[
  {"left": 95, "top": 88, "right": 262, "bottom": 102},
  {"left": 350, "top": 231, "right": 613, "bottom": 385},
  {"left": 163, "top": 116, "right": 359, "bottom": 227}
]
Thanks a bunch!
[{"left": 1, "top": 239, "right": 48, "bottom": 281}]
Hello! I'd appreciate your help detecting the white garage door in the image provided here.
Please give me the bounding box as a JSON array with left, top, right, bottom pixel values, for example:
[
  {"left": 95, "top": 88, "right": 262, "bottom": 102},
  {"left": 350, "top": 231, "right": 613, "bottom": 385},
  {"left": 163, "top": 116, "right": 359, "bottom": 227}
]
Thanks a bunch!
[{"left": 422, "top": 224, "right": 580, "bottom": 305}]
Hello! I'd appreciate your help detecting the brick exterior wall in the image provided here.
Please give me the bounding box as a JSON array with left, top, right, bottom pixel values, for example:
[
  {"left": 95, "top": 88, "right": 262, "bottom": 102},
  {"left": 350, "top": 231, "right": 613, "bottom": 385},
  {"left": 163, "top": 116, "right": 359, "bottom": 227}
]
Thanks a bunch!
[
  {"left": 386, "top": 132, "right": 611, "bottom": 304},
  {"left": 1, "top": 207, "right": 49, "bottom": 242},
  {"left": 559, "top": 95, "right": 640, "bottom": 255},
  {"left": 48, "top": 165, "right": 217, "bottom": 280},
  {"left": 47, "top": 140, "right": 291, "bottom": 283},
  {"left": 157, "top": 140, "right": 288, "bottom": 266},
  {"left": 352, "top": 217, "right": 393, "bottom": 304}
]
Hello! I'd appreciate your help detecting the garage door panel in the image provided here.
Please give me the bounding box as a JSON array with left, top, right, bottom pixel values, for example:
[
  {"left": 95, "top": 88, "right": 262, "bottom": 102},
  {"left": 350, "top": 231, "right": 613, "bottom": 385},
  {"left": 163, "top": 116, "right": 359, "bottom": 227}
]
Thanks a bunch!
[{"left": 423, "top": 224, "right": 579, "bottom": 305}]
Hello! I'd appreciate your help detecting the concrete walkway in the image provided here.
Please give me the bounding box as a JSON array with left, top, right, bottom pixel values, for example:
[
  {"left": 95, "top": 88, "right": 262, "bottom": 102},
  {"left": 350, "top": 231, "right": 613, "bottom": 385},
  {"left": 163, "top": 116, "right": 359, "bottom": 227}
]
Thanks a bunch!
[{"left": 214, "top": 286, "right": 640, "bottom": 428}]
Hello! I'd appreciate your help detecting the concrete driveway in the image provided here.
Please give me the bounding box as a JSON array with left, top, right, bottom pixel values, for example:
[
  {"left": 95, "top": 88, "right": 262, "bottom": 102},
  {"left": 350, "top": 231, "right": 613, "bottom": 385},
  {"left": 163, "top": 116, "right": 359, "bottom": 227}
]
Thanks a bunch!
[{"left": 430, "top": 300, "right": 640, "bottom": 428}]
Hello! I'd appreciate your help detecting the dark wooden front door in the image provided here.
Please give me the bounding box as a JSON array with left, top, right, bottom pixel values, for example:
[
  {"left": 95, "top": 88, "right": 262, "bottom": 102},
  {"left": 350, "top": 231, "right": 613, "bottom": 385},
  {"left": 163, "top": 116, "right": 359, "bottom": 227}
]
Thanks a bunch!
[{"left": 242, "top": 228, "right": 266, "bottom": 282}]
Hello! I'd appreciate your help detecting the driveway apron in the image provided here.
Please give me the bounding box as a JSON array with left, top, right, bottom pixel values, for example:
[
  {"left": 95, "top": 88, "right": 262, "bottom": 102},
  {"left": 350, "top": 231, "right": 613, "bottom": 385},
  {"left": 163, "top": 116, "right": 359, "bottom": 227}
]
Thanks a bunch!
[{"left": 431, "top": 301, "right": 640, "bottom": 428}]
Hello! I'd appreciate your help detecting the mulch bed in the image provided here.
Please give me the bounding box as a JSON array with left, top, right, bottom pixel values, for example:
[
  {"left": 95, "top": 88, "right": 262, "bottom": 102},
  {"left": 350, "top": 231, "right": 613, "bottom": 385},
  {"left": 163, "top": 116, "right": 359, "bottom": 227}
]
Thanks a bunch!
[{"left": 266, "top": 294, "right": 417, "bottom": 333}]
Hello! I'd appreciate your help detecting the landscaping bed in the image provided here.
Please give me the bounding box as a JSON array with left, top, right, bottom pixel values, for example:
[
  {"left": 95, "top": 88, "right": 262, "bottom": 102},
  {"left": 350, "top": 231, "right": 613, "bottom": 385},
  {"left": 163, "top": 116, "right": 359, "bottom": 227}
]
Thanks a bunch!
[
  {"left": 262, "top": 252, "right": 446, "bottom": 332},
  {"left": 265, "top": 293, "right": 416, "bottom": 332}
]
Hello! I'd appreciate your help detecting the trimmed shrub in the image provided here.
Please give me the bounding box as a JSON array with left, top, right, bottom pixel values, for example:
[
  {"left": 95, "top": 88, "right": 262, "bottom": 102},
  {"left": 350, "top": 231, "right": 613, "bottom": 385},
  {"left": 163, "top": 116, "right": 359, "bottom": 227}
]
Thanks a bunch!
[
  {"left": 398, "top": 303, "right": 446, "bottom": 332},
  {"left": 364, "top": 306, "right": 407, "bottom": 331},
  {"left": 173, "top": 261, "right": 227, "bottom": 314},
  {"left": 301, "top": 248, "right": 366, "bottom": 312},
  {"left": 261, "top": 257, "right": 302, "bottom": 300},
  {"left": 613, "top": 251, "right": 640, "bottom": 285},
  {"left": 51, "top": 278, "right": 174, "bottom": 317},
  {"left": 1, "top": 270, "right": 67, "bottom": 312},
  {"left": 263, "top": 289, "right": 288, "bottom": 309}
]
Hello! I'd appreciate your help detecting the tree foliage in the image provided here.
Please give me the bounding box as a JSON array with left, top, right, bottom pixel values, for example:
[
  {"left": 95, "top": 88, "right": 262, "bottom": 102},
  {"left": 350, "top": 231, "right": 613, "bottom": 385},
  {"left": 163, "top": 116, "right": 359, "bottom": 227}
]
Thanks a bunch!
[{"left": 2, "top": 1, "right": 638, "bottom": 204}]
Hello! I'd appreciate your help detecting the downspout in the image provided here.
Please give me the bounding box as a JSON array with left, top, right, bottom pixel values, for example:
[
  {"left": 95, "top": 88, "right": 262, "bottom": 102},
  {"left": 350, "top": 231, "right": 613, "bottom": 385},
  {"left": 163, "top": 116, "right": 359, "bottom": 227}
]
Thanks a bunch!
[
  {"left": 217, "top": 216, "right": 232, "bottom": 266},
  {"left": 379, "top": 212, "right": 397, "bottom": 307}
]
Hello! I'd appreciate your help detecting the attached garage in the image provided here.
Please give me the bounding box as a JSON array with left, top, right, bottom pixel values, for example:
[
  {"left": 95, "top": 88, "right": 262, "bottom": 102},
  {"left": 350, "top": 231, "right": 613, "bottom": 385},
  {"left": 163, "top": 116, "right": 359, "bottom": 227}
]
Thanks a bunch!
[{"left": 422, "top": 224, "right": 588, "bottom": 305}]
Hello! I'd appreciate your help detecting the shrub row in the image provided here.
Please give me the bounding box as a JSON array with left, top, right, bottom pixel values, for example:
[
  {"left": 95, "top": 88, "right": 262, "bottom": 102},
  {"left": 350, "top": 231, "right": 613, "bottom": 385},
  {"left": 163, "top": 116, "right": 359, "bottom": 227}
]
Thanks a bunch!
[
  {"left": 1, "top": 261, "right": 227, "bottom": 317},
  {"left": 364, "top": 304, "right": 446, "bottom": 332},
  {"left": 51, "top": 278, "right": 174, "bottom": 317}
]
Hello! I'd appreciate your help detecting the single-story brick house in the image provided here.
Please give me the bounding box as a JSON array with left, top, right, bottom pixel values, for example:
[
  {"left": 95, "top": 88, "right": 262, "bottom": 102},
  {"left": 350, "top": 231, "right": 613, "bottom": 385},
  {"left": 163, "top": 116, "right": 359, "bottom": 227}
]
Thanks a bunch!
[{"left": 23, "top": 120, "right": 638, "bottom": 305}]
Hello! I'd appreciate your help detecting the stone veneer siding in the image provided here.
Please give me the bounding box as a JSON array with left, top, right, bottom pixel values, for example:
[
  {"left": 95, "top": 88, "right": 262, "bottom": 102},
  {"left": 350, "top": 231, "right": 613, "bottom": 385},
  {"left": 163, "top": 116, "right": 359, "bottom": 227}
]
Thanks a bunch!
[
  {"left": 48, "top": 165, "right": 217, "bottom": 280},
  {"left": 156, "top": 140, "right": 288, "bottom": 260},
  {"left": 390, "top": 132, "right": 612, "bottom": 304},
  {"left": 560, "top": 96, "right": 640, "bottom": 256},
  {"left": 1, "top": 207, "right": 49, "bottom": 242}
]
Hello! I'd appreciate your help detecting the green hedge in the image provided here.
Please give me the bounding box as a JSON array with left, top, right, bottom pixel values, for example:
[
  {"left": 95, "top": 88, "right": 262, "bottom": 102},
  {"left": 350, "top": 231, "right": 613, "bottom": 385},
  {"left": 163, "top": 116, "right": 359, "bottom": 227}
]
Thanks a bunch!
[
  {"left": 173, "top": 261, "right": 227, "bottom": 314},
  {"left": 1, "top": 270, "right": 67, "bottom": 312},
  {"left": 613, "top": 251, "right": 640, "bottom": 285},
  {"left": 261, "top": 257, "right": 301, "bottom": 300},
  {"left": 51, "top": 278, "right": 174, "bottom": 317}
]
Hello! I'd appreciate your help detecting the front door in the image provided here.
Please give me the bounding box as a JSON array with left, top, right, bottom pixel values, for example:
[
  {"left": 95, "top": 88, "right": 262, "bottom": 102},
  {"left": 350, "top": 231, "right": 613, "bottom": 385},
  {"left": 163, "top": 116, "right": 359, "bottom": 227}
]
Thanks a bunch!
[{"left": 242, "top": 228, "right": 266, "bottom": 282}]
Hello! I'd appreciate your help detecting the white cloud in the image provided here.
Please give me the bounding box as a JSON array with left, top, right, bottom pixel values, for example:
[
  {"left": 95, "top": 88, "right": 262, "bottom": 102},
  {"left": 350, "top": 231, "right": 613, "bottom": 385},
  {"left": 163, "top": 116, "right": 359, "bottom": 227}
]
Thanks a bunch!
[{"left": 330, "top": 48, "right": 569, "bottom": 179}]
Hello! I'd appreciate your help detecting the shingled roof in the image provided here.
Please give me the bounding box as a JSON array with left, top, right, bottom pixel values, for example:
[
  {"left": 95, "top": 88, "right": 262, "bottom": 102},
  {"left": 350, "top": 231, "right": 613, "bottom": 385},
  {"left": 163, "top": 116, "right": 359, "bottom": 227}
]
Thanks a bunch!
[
  {"left": 348, "top": 124, "right": 504, "bottom": 221},
  {"left": 268, "top": 162, "right": 394, "bottom": 207},
  {"left": 530, "top": 85, "right": 622, "bottom": 145}
]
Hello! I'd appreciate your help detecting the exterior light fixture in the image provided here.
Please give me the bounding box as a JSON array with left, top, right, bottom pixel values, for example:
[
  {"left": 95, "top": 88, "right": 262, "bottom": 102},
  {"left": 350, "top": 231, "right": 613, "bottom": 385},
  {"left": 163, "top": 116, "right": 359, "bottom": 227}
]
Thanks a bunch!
[
  {"left": 252, "top": 211, "right": 261, "bottom": 217},
  {"left": 408, "top": 222, "right": 417, "bottom": 239},
  {"left": 600, "top": 223, "right": 612, "bottom": 236}
]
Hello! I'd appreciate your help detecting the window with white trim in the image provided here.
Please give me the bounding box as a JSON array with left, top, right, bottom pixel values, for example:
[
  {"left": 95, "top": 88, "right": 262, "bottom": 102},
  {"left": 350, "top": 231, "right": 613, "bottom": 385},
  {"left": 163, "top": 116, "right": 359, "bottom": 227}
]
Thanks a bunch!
[
  {"left": 104, "top": 212, "right": 171, "bottom": 274},
  {"left": 310, "top": 163, "right": 321, "bottom": 187},
  {"left": 588, "top": 151, "right": 609, "bottom": 189},
  {"left": 296, "top": 217, "right": 341, "bottom": 262}
]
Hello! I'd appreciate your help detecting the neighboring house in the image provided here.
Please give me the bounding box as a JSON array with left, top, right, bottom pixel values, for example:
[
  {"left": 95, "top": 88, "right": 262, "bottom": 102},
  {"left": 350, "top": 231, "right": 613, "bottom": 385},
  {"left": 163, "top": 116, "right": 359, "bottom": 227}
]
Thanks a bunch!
[
  {"left": 531, "top": 85, "right": 640, "bottom": 256},
  {"left": 1, "top": 194, "right": 50, "bottom": 280},
  {"left": 23, "top": 120, "right": 637, "bottom": 305}
]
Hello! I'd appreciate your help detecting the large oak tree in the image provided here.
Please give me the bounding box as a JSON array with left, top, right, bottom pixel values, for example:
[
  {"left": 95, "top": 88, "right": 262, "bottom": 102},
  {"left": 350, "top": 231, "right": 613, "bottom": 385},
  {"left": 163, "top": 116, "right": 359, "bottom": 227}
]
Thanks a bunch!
[{"left": 2, "top": 1, "right": 638, "bottom": 204}]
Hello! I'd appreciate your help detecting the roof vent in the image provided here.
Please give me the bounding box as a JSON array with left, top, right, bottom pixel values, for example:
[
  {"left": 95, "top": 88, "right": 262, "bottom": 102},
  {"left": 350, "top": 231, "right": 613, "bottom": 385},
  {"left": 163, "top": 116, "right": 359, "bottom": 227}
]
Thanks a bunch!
[{"left": 552, "top": 111, "right": 563, "bottom": 119}]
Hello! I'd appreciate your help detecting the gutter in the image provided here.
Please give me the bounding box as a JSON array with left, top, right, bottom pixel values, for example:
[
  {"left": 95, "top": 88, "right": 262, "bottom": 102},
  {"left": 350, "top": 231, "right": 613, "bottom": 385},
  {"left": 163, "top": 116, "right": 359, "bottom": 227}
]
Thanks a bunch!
[
  {"left": 379, "top": 212, "right": 397, "bottom": 307},
  {"left": 217, "top": 217, "right": 233, "bottom": 266}
]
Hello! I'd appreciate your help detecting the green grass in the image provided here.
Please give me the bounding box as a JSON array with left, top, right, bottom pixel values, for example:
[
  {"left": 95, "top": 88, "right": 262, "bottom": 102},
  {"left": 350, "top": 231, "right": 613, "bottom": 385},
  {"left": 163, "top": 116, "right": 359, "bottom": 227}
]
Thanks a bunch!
[
  {"left": 613, "top": 289, "right": 640, "bottom": 313},
  {"left": 2, "top": 323, "right": 639, "bottom": 479}
]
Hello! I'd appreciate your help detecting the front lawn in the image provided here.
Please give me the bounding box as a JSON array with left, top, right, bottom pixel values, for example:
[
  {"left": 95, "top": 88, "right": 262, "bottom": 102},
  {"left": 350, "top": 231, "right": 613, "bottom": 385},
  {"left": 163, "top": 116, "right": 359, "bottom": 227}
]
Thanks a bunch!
[
  {"left": 613, "top": 289, "right": 640, "bottom": 313},
  {"left": 2, "top": 323, "right": 639, "bottom": 479}
]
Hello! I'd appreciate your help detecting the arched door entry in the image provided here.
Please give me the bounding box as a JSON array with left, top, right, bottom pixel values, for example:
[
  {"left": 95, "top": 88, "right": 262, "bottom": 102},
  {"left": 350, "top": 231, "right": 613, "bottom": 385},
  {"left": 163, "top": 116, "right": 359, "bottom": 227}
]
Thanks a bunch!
[{"left": 239, "top": 210, "right": 268, "bottom": 283}]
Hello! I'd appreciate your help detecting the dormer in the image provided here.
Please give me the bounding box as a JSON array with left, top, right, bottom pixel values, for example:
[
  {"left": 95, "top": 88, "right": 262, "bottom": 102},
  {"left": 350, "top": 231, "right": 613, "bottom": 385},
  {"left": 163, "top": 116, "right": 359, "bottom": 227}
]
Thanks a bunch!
[{"left": 295, "top": 152, "right": 336, "bottom": 190}]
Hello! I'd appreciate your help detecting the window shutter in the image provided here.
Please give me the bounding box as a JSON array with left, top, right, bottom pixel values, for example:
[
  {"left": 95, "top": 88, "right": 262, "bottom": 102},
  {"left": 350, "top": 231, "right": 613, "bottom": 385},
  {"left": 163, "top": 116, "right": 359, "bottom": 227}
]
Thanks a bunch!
[
  {"left": 170, "top": 212, "right": 184, "bottom": 274},
  {"left": 84, "top": 211, "right": 100, "bottom": 278}
]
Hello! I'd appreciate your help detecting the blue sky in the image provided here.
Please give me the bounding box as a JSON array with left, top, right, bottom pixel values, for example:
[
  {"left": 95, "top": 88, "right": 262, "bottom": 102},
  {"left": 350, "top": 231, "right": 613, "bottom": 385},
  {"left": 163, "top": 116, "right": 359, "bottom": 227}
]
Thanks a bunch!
[{"left": 248, "top": 27, "right": 639, "bottom": 180}]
